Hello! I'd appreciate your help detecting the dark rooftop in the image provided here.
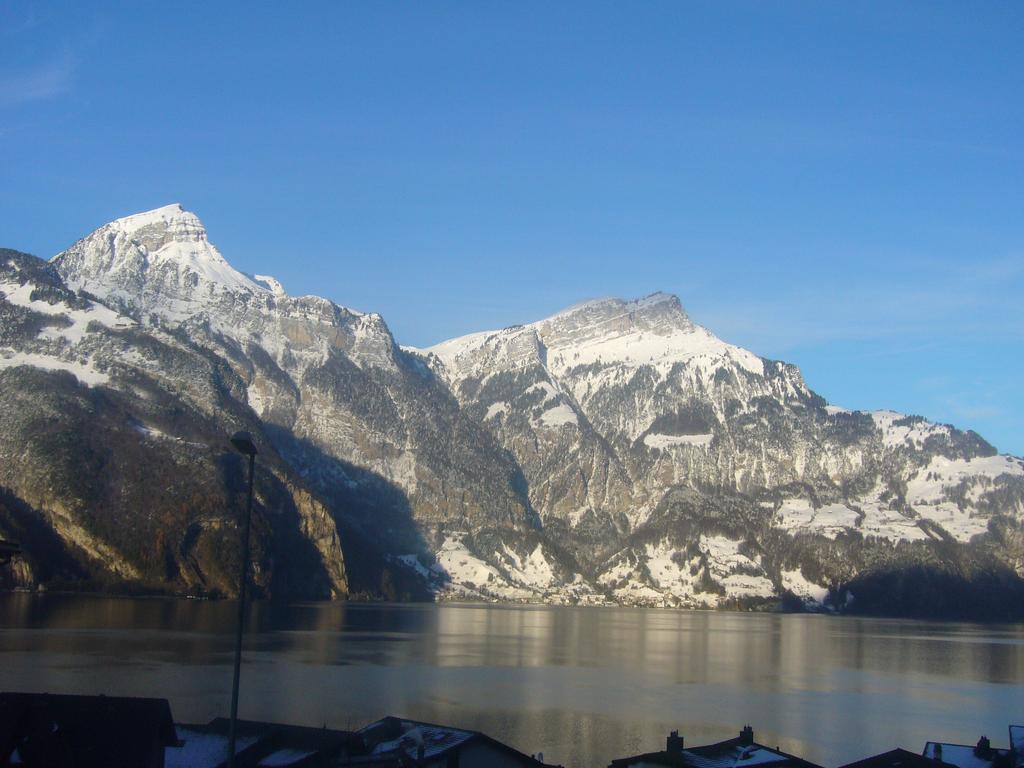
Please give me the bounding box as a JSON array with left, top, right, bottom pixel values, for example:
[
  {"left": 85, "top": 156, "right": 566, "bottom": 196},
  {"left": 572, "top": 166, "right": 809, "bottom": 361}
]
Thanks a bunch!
[
  {"left": 169, "top": 718, "right": 361, "bottom": 768},
  {"left": 923, "top": 738, "right": 1014, "bottom": 768},
  {"left": 358, "top": 716, "right": 559, "bottom": 767},
  {"left": 838, "top": 748, "right": 960, "bottom": 768},
  {"left": 0, "top": 691, "right": 176, "bottom": 768},
  {"left": 610, "top": 727, "right": 823, "bottom": 768}
]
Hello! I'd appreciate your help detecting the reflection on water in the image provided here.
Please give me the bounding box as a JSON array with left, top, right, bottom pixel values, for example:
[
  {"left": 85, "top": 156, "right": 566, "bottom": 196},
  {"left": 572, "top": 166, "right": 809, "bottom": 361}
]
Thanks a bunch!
[{"left": 1, "top": 594, "right": 1021, "bottom": 767}]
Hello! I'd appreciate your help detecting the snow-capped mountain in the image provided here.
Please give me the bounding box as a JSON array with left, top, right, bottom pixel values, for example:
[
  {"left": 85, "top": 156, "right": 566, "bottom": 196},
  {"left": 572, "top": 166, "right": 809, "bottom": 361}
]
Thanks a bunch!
[
  {"left": 415, "top": 290, "right": 1024, "bottom": 612},
  {"left": 2, "top": 205, "right": 1022, "bottom": 617},
  {"left": 52, "top": 205, "right": 533, "bottom": 538}
]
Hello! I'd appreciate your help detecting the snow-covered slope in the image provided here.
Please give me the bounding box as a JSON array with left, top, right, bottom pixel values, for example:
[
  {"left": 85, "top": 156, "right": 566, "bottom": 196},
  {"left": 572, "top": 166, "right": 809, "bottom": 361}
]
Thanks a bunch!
[{"left": 1, "top": 264, "right": 133, "bottom": 386}]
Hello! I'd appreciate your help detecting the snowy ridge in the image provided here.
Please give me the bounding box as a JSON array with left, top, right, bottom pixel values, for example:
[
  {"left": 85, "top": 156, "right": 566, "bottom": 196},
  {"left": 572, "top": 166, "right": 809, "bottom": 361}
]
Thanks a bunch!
[
  {"left": 544, "top": 291, "right": 679, "bottom": 320},
  {"left": 423, "top": 291, "right": 764, "bottom": 382},
  {"left": 51, "top": 205, "right": 397, "bottom": 386},
  {"left": 537, "top": 292, "right": 764, "bottom": 378},
  {"left": 871, "top": 410, "right": 954, "bottom": 450},
  {"left": 252, "top": 274, "right": 286, "bottom": 295}
]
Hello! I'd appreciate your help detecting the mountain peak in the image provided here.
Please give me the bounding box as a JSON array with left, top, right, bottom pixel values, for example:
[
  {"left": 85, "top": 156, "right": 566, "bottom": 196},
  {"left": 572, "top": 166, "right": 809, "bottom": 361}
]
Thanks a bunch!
[
  {"left": 539, "top": 292, "right": 692, "bottom": 342},
  {"left": 552, "top": 291, "right": 682, "bottom": 318},
  {"left": 425, "top": 289, "right": 766, "bottom": 382},
  {"left": 105, "top": 203, "right": 209, "bottom": 248},
  {"left": 115, "top": 201, "right": 190, "bottom": 221},
  {"left": 52, "top": 205, "right": 267, "bottom": 318}
]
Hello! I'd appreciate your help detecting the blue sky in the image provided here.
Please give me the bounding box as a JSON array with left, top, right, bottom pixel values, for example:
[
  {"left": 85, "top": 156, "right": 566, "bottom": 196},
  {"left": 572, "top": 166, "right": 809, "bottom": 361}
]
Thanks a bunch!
[{"left": 2, "top": 2, "right": 1022, "bottom": 454}]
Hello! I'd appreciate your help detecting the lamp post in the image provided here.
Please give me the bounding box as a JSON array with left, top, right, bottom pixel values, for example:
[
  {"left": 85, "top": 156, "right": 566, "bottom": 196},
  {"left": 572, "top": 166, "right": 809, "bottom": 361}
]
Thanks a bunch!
[{"left": 227, "top": 431, "right": 257, "bottom": 768}]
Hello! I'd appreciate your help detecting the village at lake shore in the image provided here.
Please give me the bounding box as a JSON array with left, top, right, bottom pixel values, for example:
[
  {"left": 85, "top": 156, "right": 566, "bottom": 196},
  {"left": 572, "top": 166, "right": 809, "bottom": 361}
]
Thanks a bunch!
[{"left": 1, "top": 691, "right": 1020, "bottom": 768}]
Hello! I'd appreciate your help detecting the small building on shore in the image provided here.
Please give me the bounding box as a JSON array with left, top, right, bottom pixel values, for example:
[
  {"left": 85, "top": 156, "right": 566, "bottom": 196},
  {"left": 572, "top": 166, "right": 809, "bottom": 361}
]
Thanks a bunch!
[
  {"left": 838, "top": 747, "right": 959, "bottom": 768},
  {"left": 0, "top": 691, "right": 178, "bottom": 768},
  {"left": 354, "top": 716, "right": 561, "bottom": 767},
  {"left": 608, "top": 726, "right": 823, "bottom": 768},
  {"left": 168, "top": 718, "right": 361, "bottom": 768},
  {"left": 922, "top": 736, "right": 1014, "bottom": 768},
  {"left": 0, "top": 693, "right": 558, "bottom": 768}
]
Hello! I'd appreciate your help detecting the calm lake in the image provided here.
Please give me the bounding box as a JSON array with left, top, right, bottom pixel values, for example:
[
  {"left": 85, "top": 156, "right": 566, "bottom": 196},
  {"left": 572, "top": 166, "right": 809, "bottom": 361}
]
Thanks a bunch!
[{"left": 0, "top": 594, "right": 1021, "bottom": 767}]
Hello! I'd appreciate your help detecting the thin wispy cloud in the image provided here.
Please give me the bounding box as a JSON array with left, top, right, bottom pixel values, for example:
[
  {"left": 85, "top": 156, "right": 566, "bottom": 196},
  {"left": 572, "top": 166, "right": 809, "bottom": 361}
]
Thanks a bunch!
[
  {"left": 0, "top": 52, "right": 77, "bottom": 107},
  {"left": 692, "top": 255, "right": 1024, "bottom": 355},
  {"left": 947, "top": 402, "right": 1003, "bottom": 421}
]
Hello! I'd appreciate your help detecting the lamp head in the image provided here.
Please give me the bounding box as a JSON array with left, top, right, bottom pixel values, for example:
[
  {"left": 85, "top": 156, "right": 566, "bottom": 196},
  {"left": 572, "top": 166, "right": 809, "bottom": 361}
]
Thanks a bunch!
[{"left": 230, "top": 431, "right": 258, "bottom": 456}]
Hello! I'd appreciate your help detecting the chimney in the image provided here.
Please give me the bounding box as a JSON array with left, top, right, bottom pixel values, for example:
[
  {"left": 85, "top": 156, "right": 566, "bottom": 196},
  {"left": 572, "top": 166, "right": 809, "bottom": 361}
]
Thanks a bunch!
[
  {"left": 975, "top": 737, "right": 991, "bottom": 758},
  {"left": 934, "top": 744, "right": 943, "bottom": 763},
  {"left": 739, "top": 726, "right": 754, "bottom": 747},
  {"left": 667, "top": 731, "right": 684, "bottom": 754}
]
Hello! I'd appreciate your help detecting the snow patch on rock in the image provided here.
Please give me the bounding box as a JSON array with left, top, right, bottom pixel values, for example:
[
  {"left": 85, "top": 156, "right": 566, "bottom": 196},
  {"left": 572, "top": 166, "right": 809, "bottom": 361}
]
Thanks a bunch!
[
  {"left": 781, "top": 568, "right": 830, "bottom": 605},
  {"left": 0, "top": 351, "right": 110, "bottom": 386}
]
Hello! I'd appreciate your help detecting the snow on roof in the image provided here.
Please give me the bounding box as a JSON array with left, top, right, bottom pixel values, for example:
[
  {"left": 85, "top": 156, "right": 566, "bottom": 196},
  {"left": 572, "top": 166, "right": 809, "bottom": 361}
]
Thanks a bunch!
[
  {"left": 922, "top": 743, "right": 1010, "bottom": 768},
  {"left": 258, "top": 748, "right": 316, "bottom": 766},
  {"left": 684, "top": 745, "right": 792, "bottom": 768},
  {"left": 612, "top": 737, "right": 810, "bottom": 768},
  {"left": 166, "top": 726, "right": 261, "bottom": 768},
  {"left": 369, "top": 721, "right": 475, "bottom": 760},
  {"left": 679, "top": 736, "right": 805, "bottom": 768}
]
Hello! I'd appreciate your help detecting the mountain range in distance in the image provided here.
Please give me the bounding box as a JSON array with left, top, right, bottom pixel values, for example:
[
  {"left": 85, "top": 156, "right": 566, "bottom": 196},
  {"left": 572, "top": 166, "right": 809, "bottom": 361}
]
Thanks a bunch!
[{"left": 1, "top": 204, "right": 1022, "bottom": 619}]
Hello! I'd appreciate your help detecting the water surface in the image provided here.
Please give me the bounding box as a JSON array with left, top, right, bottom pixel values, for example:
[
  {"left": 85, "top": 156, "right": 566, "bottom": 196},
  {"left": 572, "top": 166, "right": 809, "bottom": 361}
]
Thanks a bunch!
[{"left": 1, "top": 595, "right": 1021, "bottom": 767}]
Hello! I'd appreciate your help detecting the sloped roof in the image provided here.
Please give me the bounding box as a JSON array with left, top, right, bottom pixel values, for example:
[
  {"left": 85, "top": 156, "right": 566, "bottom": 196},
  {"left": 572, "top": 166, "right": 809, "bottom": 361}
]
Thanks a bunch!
[
  {"left": 923, "top": 742, "right": 1013, "bottom": 768},
  {"left": 611, "top": 734, "right": 822, "bottom": 768},
  {"left": 170, "top": 718, "right": 360, "bottom": 768},
  {"left": 167, "top": 724, "right": 263, "bottom": 768},
  {"left": 358, "top": 716, "right": 557, "bottom": 766},
  {"left": 0, "top": 691, "right": 176, "bottom": 768},
  {"left": 839, "top": 747, "right": 959, "bottom": 768}
]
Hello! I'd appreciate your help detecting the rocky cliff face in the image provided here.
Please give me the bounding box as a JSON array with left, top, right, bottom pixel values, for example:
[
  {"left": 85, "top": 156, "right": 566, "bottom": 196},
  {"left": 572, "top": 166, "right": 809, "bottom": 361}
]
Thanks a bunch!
[
  {"left": 41, "top": 205, "right": 536, "bottom": 596},
  {"left": 419, "top": 292, "right": 1024, "bottom": 615},
  {"left": 0, "top": 246, "right": 348, "bottom": 597},
  {"left": 1, "top": 205, "right": 1022, "bottom": 617}
]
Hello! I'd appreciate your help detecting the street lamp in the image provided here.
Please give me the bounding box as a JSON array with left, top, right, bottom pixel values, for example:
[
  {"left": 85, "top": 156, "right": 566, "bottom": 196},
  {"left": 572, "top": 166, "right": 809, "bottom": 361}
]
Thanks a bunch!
[{"left": 227, "top": 431, "right": 257, "bottom": 768}]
